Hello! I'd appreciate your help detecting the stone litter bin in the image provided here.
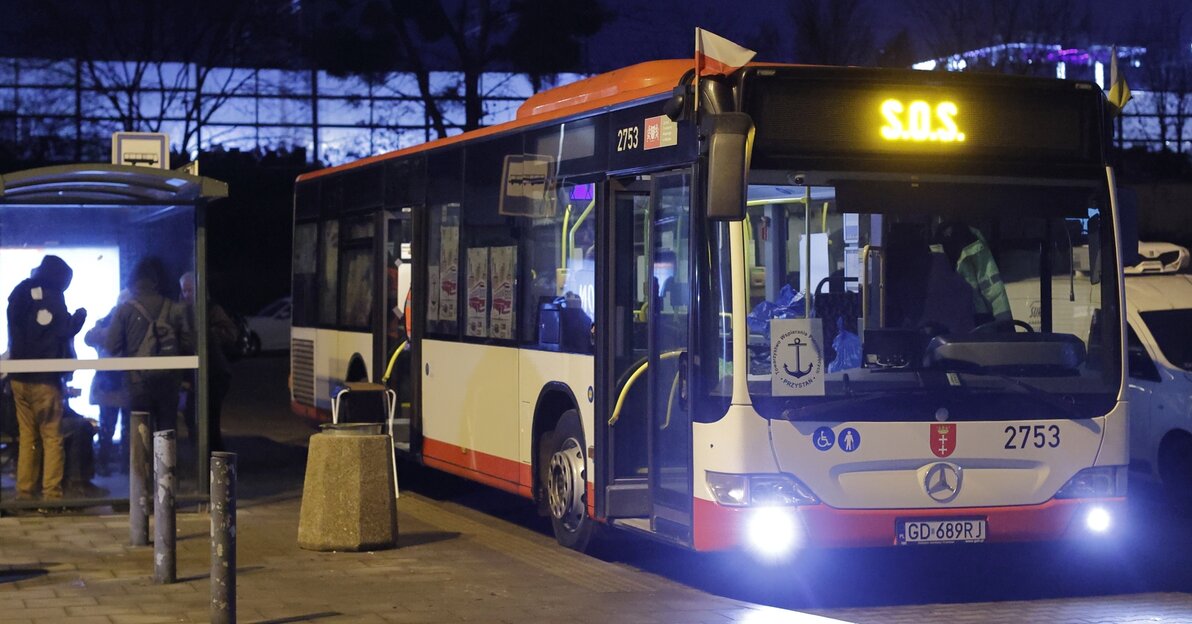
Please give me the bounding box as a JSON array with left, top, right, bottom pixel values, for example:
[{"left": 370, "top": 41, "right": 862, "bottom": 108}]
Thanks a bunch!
[{"left": 298, "top": 422, "right": 398, "bottom": 551}]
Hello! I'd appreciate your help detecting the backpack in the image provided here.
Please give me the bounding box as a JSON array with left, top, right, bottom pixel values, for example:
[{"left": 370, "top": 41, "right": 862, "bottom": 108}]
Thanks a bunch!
[{"left": 128, "top": 299, "right": 179, "bottom": 358}]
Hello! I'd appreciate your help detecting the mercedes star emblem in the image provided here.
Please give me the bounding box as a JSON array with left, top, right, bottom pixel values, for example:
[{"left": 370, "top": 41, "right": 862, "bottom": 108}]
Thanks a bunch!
[{"left": 924, "top": 462, "right": 963, "bottom": 503}]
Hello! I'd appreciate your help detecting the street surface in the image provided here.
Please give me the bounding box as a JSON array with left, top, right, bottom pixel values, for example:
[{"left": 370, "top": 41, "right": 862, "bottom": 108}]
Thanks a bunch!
[{"left": 2, "top": 354, "right": 1192, "bottom": 623}]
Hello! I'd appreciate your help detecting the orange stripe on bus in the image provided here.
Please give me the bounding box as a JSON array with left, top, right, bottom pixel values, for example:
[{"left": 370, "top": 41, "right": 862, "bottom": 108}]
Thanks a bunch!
[
  {"left": 295, "top": 59, "right": 696, "bottom": 184},
  {"left": 423, "top": 437, "right": 530, "bottom": 496}
]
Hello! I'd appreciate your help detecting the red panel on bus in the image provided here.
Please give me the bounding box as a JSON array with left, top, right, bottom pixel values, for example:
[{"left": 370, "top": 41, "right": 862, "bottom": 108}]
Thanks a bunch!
[{"left": 693, "top": 497, "right": 1125, "bottom": 551}]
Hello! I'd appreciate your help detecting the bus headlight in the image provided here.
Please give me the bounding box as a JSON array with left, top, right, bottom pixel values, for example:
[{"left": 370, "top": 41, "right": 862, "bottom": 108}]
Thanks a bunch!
[
  {"left": 1055, "top": 466, "right": 1127, "bottom": 499},
  {"left": 706, "top": 472, "right": 819, "bottom": 507}
]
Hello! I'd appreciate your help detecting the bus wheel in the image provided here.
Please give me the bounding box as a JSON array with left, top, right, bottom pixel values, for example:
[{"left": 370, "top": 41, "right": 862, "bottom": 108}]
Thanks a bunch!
[
  {"left": 545, "top": 410, "right": 595, "bottom": 551},
  {"left": 1160, "top": 434, "right": 1192, "bottom": 512}
]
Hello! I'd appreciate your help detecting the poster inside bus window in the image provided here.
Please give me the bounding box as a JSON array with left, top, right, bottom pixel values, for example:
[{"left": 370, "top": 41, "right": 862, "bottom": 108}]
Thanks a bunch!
[
  {"left": 770, "top": 318, "right": 826, "bottom": 397},
  {"left": 437, "top": 209, "right": 459, "bottom": 323},
  {"left": 490, "top": 246, "right": 516, "bottom": 340},
  {"left": 466, "top": 247, "right": 489, "bottom": 337}
]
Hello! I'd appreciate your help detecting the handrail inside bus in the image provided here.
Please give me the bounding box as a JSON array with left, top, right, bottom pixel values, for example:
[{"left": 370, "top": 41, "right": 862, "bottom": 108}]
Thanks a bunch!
[
  {"left": 381, "top": 340, "right": 409, "bottom": 384},
  {"left": 560, "top": 204, "right": 572, "bottom": 270},
  {"left": 860, "top": 245, "right": 884, "bottom": 331},
  {"left": 567, "top": 197, "right": 596, "bottom": 266},
  {"left": 608, "top": 349, "right": 684, "bottom": 426},
  {"left": 745, "top": 197, "right": 806, "bottom": 206},
  {"left": 662, "top": 368, "right": 682, "bottom": 430}
]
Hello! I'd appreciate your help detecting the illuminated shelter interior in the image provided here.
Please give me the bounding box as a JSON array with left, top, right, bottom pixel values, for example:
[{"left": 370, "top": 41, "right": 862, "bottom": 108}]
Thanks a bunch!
[{"left": 0, "top": 164, "right": 227, "bottom": 509}]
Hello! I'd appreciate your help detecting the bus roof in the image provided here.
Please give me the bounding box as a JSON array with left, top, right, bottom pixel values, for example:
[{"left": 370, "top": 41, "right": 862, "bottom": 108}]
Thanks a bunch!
[{"left": 296, "top": 59, "right": 695, "bottom": 184}]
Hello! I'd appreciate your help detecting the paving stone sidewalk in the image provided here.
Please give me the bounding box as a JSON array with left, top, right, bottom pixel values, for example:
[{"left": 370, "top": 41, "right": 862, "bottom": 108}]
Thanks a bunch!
[
  {"left": 0, "top": 491, "right": 845, "bottom": 624},
  {"left": 5, "top": 489, "right": 1192, "bottom": 623}
]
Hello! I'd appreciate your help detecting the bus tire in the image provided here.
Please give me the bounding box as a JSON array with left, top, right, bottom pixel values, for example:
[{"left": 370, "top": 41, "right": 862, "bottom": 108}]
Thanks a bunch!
[
  {"left": 544, "top": 409, "right": 596, "bottom": 552},
  {"left": 1159, "top": 432, "right": 1192, "bottom": 512}
]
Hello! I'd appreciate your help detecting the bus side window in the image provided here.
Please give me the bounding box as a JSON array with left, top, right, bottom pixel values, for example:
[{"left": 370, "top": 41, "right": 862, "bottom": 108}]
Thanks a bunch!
[{"left": 521, "top": 181, "right": 597, "bottom": 353}]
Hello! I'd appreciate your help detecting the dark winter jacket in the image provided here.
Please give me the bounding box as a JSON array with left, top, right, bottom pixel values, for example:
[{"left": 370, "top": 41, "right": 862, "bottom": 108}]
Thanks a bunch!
[
  {"left": 104, "top": 281, "right": 195, "bottom": 391},
  {"left": 6, "top": 255, "right": 85, "bottom": 383}
]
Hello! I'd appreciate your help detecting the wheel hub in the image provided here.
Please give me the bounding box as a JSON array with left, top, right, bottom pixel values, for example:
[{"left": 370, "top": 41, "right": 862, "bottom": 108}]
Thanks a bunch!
[{"left": 547, "top": 436, "right": 586, "bottom": 531}]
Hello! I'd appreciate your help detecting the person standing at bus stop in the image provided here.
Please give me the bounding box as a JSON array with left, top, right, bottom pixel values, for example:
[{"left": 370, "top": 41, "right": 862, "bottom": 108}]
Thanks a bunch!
[
  {"left": 104, "top": 258, "right": 193, "bottom": 433},
  {"left": 179, "top": 271, "right": 236, "bottom": 452},
  {"left": 5, "top": 255, "right": 87, "bottom": 501}
]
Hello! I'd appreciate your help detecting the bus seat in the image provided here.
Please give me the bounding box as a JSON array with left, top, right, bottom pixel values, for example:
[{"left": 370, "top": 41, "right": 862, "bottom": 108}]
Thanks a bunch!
[
  {"left": 916, "top": 247, "right": 976, "bottom": 335},
  {"left": 883, "top": 222, "right": 932, "bottom": 329},
  {"left": 813, "top": 275, "right": 859, "bottom": 366}
]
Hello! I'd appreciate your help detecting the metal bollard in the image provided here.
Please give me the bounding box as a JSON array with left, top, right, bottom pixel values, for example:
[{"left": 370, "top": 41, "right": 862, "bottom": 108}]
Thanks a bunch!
[
  {"left": 129, "top": 411, "right": 152, "bottom": 546},
  {"left": 154, "top": 430, "right": 176, "bottom": 584},
  {"left": 211, "top": 452, "right": 237, "bottom": 624}
]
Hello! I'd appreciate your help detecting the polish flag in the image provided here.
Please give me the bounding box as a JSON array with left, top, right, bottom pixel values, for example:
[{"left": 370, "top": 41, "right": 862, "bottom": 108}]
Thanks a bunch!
[{"left": 696, "top": 28, "right": 756, "bottom": 77}]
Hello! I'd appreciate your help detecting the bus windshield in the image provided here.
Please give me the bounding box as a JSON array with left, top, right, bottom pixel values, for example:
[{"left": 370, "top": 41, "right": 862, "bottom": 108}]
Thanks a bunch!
[{"left": 704, "top": 178, "right": 1122, "bottom": 422}]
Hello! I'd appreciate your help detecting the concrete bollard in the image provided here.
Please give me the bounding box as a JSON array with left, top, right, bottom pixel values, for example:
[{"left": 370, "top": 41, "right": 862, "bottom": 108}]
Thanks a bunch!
[
  {"left": 297, "top": 426, "right": 397, "bottom": 551},
  {"left": 129, "top": 411, "right": 151, "bottom": 546},
  {"left": 153, "top": 430, "right": 176, "bottom": 584},
  {"left": 210, "top": 452, "right": 237, "bottom": 624}
]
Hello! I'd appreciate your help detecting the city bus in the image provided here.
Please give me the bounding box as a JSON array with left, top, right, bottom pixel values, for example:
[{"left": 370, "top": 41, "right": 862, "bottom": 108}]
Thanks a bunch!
[{"left": 290, "top": 59, "right": 1130, "bottom": 556}]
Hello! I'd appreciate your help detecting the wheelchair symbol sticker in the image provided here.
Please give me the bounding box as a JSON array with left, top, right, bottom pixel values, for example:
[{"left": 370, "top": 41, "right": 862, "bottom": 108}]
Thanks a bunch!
[{"left": 813, "top": 426, "right": 835, "bottom": 451}]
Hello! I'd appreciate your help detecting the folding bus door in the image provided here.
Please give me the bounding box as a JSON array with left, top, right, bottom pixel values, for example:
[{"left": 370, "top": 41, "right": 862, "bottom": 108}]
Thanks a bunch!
[{"left": 601, "top": 170, "right": 694, "bottom": 544}]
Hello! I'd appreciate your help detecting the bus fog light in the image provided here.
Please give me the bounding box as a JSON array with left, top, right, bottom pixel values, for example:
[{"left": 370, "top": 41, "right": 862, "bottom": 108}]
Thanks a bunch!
[
  {"left": 1085, "top": 506, "right": 1111, "bottom": 533},
  {"left": 746, "top": 507, "right": 799, "bottom": 559}
]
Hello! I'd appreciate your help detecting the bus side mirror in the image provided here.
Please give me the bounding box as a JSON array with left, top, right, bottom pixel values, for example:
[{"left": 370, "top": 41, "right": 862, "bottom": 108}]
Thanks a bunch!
[{"left": 703, "top": 112, "right": 753, "bottom": 221}]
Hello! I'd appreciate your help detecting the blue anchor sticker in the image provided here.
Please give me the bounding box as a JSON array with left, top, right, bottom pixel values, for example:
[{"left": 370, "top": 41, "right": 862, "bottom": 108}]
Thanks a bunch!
[{"left": 783, "top": 337, "right": 814, "bottom": 379}]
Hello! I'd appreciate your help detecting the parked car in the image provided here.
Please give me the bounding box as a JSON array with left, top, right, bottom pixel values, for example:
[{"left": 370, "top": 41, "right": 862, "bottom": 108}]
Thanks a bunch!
[
  {"left": 245, "top": 296, "right": 291, "bottom": 354},
  {"left": 1124, "top": 242, "right": 1192, "bottom": 507}
]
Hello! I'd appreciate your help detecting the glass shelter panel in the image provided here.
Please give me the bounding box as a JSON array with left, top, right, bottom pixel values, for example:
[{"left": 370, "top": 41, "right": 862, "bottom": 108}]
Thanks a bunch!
[{"left": 1, "top": 203, "right": 203, "bottom": 507}]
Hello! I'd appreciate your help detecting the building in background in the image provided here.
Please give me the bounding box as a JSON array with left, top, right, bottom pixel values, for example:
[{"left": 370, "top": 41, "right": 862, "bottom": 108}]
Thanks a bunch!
[
  {"left": 0, "top": 57, "right": 583, "bottom": 167},
  {"left": 913, "top": 43, "right": 1191, "bottom": 154}
]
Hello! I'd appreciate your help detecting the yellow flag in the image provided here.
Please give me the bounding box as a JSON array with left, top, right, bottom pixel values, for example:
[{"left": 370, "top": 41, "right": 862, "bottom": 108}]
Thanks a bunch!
[{"left": 1108, "top": 46, "right": 1133, "bottom": 115}]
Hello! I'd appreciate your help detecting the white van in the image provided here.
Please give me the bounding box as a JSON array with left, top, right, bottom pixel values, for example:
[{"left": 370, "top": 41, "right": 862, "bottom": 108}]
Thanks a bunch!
[
  {"left": 1123, "top": 242, "right": 1192, "bottom": 505},
  {"left": 1004, "top": 241, "right": 1192, "bottom": 506}
]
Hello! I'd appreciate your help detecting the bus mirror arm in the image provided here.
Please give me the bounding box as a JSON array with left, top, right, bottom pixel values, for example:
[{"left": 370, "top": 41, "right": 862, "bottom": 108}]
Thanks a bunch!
[{"left": 703, "top": 112, "right": 754, "bottom": 221}]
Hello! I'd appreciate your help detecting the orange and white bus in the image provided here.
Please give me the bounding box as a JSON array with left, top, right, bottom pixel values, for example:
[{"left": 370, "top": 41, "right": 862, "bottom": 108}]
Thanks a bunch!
[{"left": 290, "top": 60, "right": 1131, "bottom": 556}]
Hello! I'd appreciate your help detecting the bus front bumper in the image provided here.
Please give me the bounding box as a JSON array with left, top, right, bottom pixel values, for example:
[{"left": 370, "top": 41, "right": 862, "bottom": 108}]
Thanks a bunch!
[{"left": 692, "top": 496, "right": 1126, "bottom": 551}]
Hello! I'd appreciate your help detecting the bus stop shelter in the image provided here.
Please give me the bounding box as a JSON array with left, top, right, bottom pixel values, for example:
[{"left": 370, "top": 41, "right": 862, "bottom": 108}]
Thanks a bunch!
[{"left": 0, "top": 164, "right": 228, "bottom": 511}]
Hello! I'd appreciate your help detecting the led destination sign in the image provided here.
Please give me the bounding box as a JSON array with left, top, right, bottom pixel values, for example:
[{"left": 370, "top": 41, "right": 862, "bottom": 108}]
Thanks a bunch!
[
  {"left": 880, "top": 99, "right": 965, "bottom": 143},
  {"left": 743, "top": 72, "right": 1105, "bottom": 172}
]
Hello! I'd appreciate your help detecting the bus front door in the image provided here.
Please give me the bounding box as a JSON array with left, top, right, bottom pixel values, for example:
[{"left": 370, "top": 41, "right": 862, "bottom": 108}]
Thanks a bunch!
[
  {"left": 602, "top": 171, "right": 693, "bottom": 544},
  {"left": 379, "top": 208, "right": 416, "bottom": 452}
]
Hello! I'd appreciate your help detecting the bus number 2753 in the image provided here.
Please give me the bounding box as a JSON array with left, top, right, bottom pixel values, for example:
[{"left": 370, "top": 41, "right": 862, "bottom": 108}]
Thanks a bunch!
[
  {"left": 616, "top": 126, "right": 639, "bottom": 152},
  {"left": 1004, "top": 424, "right": 1060, "bottom": 449}
]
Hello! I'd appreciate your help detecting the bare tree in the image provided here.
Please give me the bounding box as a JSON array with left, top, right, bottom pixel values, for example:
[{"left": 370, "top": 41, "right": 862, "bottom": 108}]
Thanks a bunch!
[
  {"left": 781, "top": 0, "right": 877, "bottom": 66},
  {"left": 1133, "top": 0, "right": 1191, "bottom": 152},
  {"left": 307, "top": 0, "right": 606, "bottom": 138},
  {"left": 35, "top": 0, "right": 294, "bottom": 155}
]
